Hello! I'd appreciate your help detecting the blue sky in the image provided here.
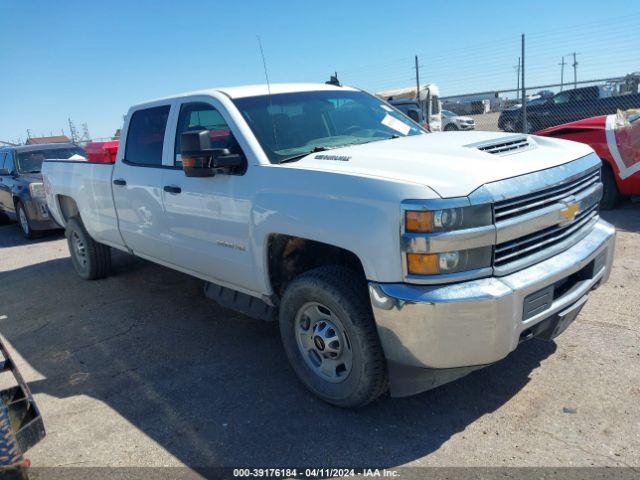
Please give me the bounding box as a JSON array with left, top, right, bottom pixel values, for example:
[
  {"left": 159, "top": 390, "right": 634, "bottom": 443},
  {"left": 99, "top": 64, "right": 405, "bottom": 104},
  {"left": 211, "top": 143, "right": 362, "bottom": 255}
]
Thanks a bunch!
[{"left": 1, "top": 0, "right": 638, "bottom": 142}]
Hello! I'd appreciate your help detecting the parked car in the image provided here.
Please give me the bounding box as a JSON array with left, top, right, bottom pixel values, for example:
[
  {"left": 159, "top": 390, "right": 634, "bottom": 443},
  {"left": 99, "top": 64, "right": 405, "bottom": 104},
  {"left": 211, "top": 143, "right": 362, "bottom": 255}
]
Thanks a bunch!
[
  {"left": 0, "top": 143, "right": 86, "bottom": 238},
  {"left": 387, "top": 99, "right": 429, "bottom": 130},
  {"left": 536, "top": 110, "right": 640, "bottom": 209},
  {"left": 441, "top": 109, "right": 475, "bottom": 131},
  {"left": 499, "top": 85, "right": 640, "bottom": 133},
  {"left": 43, "top": 83, "right": 614, "bottom": 407}
]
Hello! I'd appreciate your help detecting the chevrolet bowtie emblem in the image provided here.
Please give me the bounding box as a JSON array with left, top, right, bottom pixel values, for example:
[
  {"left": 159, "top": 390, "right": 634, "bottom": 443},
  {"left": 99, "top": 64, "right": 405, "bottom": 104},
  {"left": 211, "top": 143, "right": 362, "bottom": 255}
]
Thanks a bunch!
[{"left": 560, "top": 202, "right": 580, "bottom": 221}]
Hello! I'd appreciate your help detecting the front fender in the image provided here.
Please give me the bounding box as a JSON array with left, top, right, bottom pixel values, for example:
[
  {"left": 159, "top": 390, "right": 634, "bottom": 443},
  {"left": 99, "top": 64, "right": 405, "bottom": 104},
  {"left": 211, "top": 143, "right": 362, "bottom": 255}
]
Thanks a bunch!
[{"left": 249, "top": 167, "right": 438, "bottom": 293}]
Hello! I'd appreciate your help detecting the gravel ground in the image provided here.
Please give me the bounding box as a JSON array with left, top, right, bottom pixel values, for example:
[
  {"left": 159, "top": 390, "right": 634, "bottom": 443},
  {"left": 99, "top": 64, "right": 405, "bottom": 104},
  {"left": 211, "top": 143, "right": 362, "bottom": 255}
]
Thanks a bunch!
[{"left": 0, "top": 203, "right": 638, "bottom": 472}]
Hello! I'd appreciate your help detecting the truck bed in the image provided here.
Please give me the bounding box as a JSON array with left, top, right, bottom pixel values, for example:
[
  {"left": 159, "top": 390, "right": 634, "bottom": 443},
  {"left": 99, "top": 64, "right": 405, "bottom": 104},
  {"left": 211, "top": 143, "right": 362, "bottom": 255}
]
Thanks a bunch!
[{"left": 42, "top": 160, "right": 124, "bottom": 249}]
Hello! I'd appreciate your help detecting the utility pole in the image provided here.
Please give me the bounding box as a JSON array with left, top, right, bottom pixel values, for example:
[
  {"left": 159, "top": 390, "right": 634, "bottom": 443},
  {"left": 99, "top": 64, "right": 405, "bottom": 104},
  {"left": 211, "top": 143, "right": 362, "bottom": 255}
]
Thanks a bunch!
[
  {"left": 559, "top": 56, "right": 567, "bottom": 91},
  {"left": 514, "top": 57, "right": 521, "bottom": 100},
  {"left": 568, "top": 52, "right": 580, "bottom": 89},
  {"left": 414, "top": 55, "right": 421, "bottom": 99},
  {"left": 521, "top": 34, "right": 527, "bottom": 133}
]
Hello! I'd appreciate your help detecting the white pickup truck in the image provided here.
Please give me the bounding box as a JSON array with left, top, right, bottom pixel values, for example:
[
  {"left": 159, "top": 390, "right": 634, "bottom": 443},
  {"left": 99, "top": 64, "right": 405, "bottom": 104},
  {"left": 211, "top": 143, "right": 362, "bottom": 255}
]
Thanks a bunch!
[{"left": 42, "top": 83, "right": 615, "bottom": 407}]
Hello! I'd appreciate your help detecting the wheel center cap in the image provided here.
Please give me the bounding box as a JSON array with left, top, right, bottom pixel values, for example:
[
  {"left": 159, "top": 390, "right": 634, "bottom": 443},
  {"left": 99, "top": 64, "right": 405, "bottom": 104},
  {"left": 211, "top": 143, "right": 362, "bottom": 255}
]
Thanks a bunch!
[{"left": 313, "top": 336, "right": 325, "bottom": 351}]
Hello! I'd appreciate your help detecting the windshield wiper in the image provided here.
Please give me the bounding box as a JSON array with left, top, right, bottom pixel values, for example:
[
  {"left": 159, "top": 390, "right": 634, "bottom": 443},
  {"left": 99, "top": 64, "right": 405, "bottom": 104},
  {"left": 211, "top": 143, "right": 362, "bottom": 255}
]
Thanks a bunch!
[
  {"left": 279, "top": 146, "right": 329, "bottom": 164},
  {"left": 278, "top": 135, "right": 401, "bottom": 164}
]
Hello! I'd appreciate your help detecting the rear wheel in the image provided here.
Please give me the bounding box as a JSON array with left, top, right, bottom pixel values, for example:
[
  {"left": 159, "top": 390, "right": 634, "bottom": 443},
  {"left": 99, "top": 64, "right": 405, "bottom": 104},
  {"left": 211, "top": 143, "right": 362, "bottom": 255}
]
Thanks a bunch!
[
  {"left": 600, "top": 163, "right": 620, "bottom": 210},
  {"left": 279, "top": 266, "right": 387, "bottom": 407},
  {"left": 66, "top": 217, "right": 111, "bottom": 280},
  {"left": 16, "top": 201, "right": 40, "bottom": 239}
]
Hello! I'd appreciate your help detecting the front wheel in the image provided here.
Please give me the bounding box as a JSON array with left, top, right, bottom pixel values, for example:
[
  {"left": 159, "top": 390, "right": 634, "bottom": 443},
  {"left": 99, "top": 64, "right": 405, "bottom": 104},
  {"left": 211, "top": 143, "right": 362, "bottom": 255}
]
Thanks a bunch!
[
  {"left": 65, "top": 217, "right": 111, "bottom": 280},
  {"left": 279, "top": 266, "right": 387, "bottom": 407},
  {"left": 444, "top": 123, "right": 458, "bottom": 131},
  {"left": 16, "top": 201, "right": 40, "bottom": 239}
]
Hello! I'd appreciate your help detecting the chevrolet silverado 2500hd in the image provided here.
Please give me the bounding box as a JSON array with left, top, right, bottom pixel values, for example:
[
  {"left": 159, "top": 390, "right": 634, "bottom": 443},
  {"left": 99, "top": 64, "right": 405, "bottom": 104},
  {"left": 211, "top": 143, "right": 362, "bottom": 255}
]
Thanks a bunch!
[{"left": 41, "top": 83, "right": 616, "bottom": 407}]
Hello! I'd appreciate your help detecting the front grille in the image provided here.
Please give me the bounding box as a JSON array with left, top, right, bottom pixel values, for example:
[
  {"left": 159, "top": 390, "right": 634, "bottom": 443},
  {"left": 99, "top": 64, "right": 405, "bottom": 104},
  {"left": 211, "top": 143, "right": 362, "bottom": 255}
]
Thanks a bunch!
[
  {"left": 493, "top": 166, "right": 601, "bottom": 272},
  {"left": 477, "top": 136, "right": 530, "bottom": 155},
  {"left": 495, "top": 168, "right": 600, "bottom": 222},
  {"left": 494, "top": 203, "right": 598, "bottom": 267}
]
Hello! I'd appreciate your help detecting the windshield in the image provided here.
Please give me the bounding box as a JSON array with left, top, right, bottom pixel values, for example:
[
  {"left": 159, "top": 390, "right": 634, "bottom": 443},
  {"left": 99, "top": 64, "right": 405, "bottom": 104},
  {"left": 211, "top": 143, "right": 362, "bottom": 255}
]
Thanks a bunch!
[
  {"left": 232, "top": 90, "right": 424, "bottom": 163},
  {"left": 442, "top": 110, "right": 455, "bottom": 117},
  {"left": 17, "top": 147, "right": 86, "bottom": 173}
]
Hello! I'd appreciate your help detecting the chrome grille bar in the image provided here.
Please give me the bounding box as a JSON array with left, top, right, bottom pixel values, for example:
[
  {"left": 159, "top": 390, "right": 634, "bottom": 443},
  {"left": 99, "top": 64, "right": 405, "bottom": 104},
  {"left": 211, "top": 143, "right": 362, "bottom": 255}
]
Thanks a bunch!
[{"left": 495, "top": 168, "right": 599, "bottom": 221}]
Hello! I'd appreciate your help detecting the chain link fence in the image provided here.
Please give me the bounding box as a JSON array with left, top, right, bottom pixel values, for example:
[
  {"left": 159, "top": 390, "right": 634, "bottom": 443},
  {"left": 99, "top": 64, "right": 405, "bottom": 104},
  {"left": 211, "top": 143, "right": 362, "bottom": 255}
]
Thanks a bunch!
[{"left": 441, "top": 73, "right": 640, "bottom": 134}]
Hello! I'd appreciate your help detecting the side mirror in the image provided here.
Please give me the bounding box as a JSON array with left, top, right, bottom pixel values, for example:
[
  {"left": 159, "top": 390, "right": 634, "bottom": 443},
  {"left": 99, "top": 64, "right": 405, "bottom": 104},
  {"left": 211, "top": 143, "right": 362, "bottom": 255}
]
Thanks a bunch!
[
  {"left": 0, "top": 168, "right": 10, "bottom": 176},
  {"left": 180, "top": 130, "right": 244, "bottom": 177}
]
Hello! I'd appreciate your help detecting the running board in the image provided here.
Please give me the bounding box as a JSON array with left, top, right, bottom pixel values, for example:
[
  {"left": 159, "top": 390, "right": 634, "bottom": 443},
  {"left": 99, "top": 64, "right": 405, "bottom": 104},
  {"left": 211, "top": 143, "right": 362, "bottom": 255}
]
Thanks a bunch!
[{"left": 203, "top": 282, "right": 277, "bottom": 321}]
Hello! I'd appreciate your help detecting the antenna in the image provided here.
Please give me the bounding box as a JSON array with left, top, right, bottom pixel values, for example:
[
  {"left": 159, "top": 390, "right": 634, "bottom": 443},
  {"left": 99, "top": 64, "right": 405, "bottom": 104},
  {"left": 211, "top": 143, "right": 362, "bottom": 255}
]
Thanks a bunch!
[
  {"left": 257, "top": 36, "right": 271, "bottom": 96},
  {"left": 257, "top": 36, "right": 279, "bottom": 153}
]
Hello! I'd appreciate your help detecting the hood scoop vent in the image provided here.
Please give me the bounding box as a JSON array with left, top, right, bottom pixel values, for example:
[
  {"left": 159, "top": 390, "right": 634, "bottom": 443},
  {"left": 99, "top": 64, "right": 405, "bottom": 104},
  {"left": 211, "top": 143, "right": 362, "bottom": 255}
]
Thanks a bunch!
[{"left": 469, "top": 135, "right": 535, "bottom": 156}]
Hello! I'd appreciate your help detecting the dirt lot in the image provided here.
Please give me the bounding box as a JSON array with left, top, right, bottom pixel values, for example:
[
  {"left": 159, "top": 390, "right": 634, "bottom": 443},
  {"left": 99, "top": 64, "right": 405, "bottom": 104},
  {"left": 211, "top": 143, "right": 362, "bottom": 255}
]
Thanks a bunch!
[{"left": 0, "top": 203, "right": 639, "bottom": 471}]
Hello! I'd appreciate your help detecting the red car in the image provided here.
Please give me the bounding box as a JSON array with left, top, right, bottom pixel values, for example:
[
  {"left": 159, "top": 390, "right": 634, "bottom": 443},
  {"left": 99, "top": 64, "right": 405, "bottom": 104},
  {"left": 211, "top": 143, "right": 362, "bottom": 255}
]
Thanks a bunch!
[{"left": 536, "top": 110, "right": 640, "bottom": 208}]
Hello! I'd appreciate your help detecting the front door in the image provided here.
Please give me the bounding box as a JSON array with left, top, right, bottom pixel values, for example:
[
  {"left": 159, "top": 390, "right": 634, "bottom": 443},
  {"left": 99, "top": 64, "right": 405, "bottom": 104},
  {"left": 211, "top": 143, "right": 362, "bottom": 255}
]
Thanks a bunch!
[
  {"left": 0, "top": 152, "right": 16, "bottom": 216},
  {"left": 160, "top": 100, "right": 257, "bottom": 292},
  {"left": 112, "top": 105, "right": 170, "bottom": 262}
]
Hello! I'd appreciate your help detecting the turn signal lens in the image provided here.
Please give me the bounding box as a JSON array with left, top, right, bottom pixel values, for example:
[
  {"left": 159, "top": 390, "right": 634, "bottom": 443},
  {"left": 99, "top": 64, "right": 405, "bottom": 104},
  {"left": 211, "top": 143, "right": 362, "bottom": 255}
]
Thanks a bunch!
[
  {"left": 406, "top": 211, "right": 433, "bottom": 232},
  {"left": 407, "top": 253, "right": 439, "bottom": 275}
]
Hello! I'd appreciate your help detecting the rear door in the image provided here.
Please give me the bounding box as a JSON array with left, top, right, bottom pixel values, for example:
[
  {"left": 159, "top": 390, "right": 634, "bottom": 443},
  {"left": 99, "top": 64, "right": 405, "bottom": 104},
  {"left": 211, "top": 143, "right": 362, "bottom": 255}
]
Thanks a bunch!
[{"left": 112, "top": 105, "right": 171, "bottom": 261}]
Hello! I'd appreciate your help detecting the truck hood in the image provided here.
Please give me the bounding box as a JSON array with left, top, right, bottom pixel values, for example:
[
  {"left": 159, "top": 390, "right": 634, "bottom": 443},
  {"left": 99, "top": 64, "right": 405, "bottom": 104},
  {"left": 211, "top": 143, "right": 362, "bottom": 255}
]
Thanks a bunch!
[{"left": 280, "top": 131, "right": 594, "bottom": 198}]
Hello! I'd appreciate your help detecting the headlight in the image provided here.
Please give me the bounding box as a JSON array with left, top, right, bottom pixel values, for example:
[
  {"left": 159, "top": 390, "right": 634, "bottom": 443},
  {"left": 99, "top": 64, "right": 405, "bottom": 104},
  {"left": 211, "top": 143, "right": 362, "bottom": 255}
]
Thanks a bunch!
[
  {"left": 403, "top": 202, "right": 494, "bottom": 279},
  {"left": 405, "top": 204, "right": 492, "bottom": 233},
  {"left": 407, "top": 247, "right": 492, "bottom": 275},
  {"left": 29, "top": 182, "right": 46, "bottom": 199}
]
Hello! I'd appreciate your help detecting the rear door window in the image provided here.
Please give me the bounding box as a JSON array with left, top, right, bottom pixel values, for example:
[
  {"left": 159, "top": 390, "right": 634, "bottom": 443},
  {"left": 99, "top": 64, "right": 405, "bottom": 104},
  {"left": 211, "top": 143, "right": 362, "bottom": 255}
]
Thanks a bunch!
[{"left": 125, "top": 106, "right": 170, "bottom": 166}]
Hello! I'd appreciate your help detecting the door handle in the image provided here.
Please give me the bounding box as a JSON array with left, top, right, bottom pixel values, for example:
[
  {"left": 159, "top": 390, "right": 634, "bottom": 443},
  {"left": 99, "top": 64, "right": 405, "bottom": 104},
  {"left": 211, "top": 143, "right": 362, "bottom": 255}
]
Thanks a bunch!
[
  {"left": 113, "top": 179, "right": 127, "bottom": 186},
  {"left": 163, "top": 185, "right": 182, "bottom": 194}
]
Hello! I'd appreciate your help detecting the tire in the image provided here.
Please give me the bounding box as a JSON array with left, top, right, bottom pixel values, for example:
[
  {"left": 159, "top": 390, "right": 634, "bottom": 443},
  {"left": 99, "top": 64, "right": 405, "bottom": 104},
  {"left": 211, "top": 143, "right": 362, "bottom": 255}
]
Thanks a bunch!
[
  {"left": 15, "top": 201, "right": 41, "bottom": 240},
  {"left": 515, "top": 119, "right": 539, "bottom": 134},
  {"left": 444, "top": 124, "right": 458, "bottom": 131},
  {"left": 600, "top": 163, "right": 620, "bottom": 210},
  {"left": 65, "top": 216, "right": 111, "bottom": 280},
  {"left": 0, "top": 399, "right": 22, "bottom": 467},
  {"left": 279, "top": 266, "right": 387, "bottom": 407}
]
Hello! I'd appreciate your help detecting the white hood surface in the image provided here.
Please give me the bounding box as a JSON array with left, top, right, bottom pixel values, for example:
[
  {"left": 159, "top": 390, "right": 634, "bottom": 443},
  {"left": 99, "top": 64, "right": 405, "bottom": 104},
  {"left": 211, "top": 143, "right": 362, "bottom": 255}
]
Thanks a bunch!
[{"left": 281, "top": 131, "right": 594, "bottom": 198}]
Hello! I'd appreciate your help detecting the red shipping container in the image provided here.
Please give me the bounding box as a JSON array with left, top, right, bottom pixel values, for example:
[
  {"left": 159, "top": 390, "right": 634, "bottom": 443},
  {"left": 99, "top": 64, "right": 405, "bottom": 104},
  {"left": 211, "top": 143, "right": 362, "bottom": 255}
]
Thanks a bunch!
[{"left": 85, "top": 140, "right": 119, "bottom": 163}]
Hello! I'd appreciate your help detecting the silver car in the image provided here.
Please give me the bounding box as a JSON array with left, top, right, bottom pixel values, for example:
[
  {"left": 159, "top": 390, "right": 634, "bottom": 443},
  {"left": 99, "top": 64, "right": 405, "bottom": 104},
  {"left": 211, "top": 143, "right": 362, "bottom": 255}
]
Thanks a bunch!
[{"left": 442, "top": 109, "right": 475, "bottom": 131}]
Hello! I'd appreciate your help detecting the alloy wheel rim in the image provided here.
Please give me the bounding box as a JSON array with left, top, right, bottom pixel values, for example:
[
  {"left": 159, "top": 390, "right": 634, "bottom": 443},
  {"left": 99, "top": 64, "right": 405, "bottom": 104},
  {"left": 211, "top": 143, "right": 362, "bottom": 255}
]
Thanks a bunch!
[{"left": 294, "top": 302, "right": 353, "bottom": 383}]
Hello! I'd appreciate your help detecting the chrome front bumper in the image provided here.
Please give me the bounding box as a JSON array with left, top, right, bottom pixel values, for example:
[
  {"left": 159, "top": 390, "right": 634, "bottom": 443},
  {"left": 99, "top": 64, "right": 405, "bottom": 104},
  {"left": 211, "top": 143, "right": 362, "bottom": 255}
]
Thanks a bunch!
[{"left": 369, "top": 219, "right": 615, "bottom": 375}]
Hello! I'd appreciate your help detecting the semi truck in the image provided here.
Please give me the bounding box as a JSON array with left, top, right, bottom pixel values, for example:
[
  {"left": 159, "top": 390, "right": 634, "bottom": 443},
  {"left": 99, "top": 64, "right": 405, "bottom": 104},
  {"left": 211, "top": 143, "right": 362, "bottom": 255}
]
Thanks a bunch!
[
  {"left": 42, "top": 83, "right": 615, "bottom": 407},
  {"left": 376, "top": 84, "right": 442, "bottom": 131}
]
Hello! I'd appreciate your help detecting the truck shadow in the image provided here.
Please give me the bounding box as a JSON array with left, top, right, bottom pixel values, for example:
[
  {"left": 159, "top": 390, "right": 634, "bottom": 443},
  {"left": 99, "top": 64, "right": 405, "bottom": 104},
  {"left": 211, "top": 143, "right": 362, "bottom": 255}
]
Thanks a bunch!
[
  {"left": 0, "top": 252, "right": 556, "bottom": 469},
  {"left": 0, "top": 224, "right": 64, "bottom": 248}
]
